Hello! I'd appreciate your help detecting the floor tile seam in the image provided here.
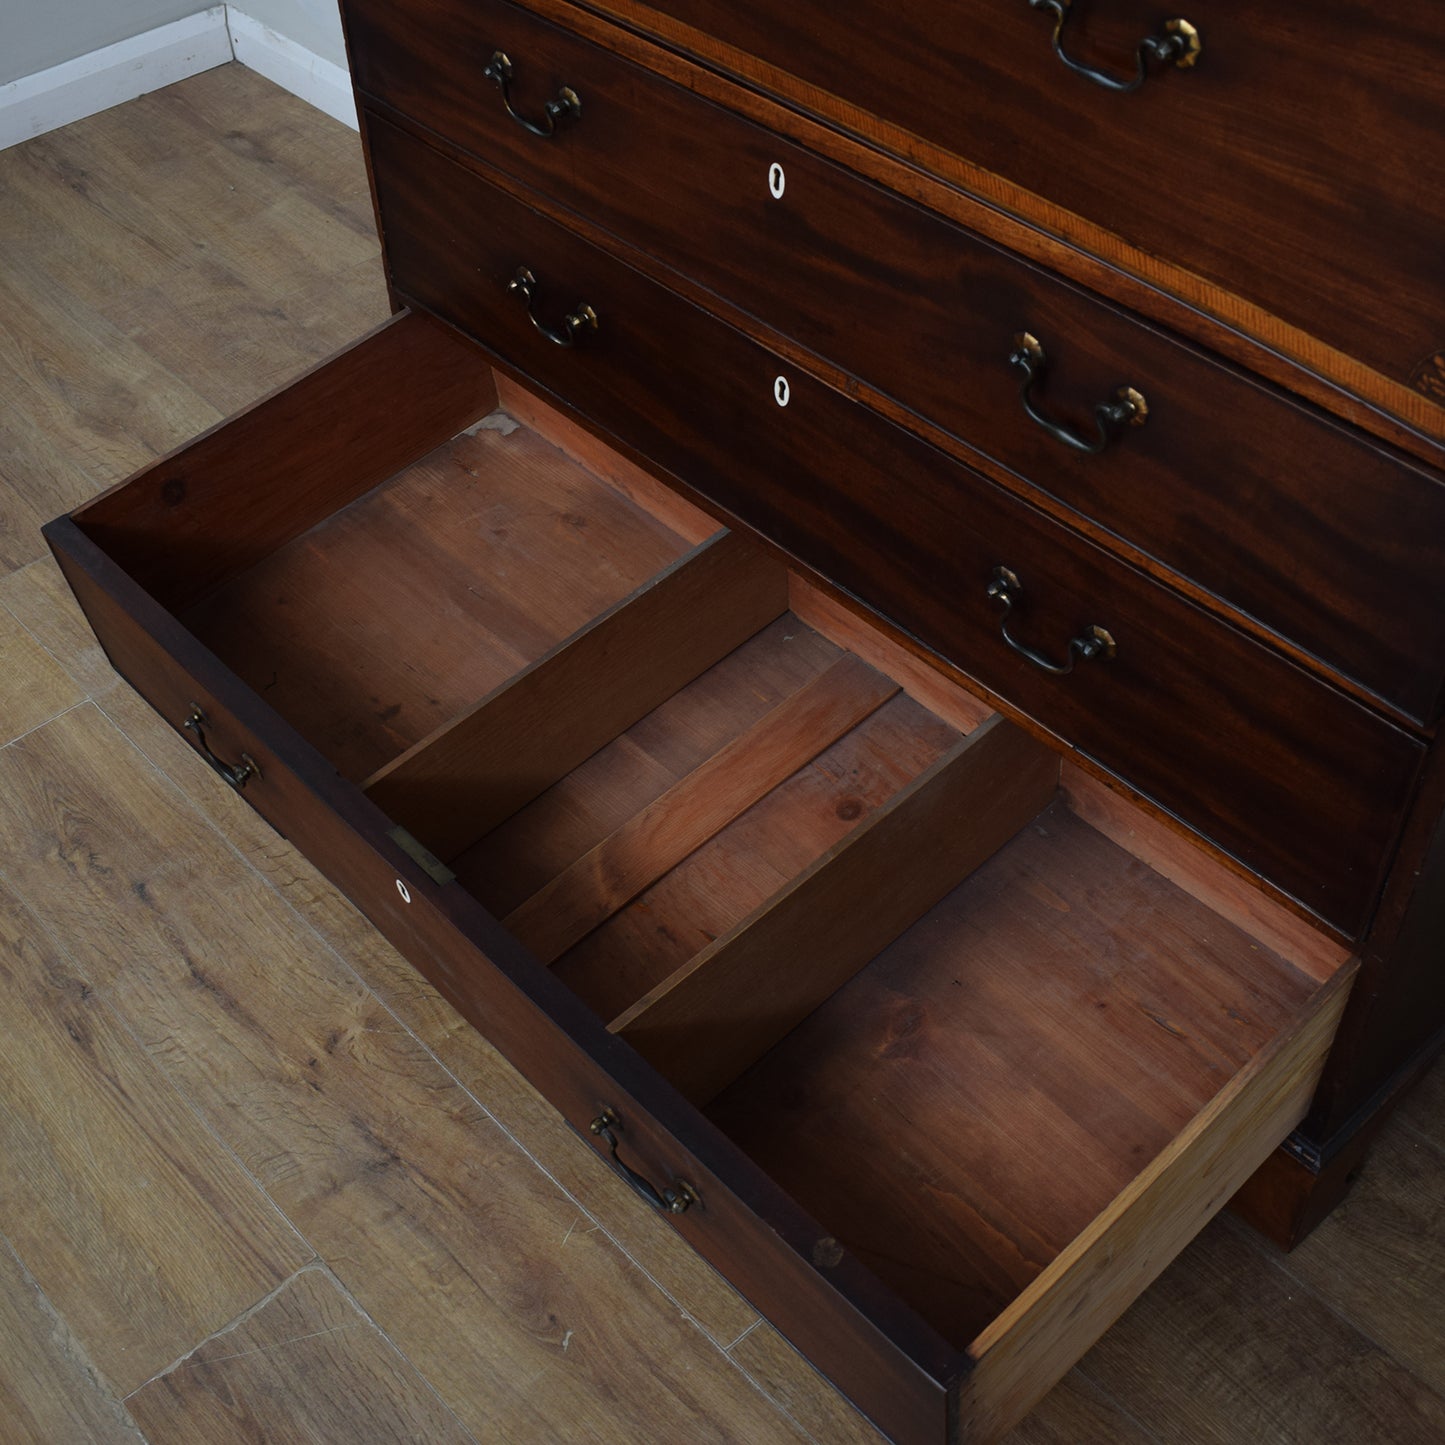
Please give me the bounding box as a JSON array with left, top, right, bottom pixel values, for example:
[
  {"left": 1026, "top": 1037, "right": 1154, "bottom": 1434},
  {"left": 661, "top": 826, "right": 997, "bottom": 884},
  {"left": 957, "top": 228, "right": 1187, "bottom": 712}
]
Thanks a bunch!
[
  {"left": 0, "top": 849, "right": 323, "bottom": 1336},
  {"left": 0, "top": 1224, "right": 153, "bottom": 1442}
]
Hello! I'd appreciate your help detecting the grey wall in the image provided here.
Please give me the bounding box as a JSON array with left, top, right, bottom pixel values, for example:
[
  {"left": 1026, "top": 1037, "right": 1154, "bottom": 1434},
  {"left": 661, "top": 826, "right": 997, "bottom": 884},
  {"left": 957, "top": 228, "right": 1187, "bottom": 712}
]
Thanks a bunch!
[
  {"left": 234, "top": 0, "right": 344, "bottom": 67},
  {"left": 0, "top": 1, "right": 348, "bottom": 87},
  {"left": 0, "top": 0, "right": 204, "bottom": 85}
]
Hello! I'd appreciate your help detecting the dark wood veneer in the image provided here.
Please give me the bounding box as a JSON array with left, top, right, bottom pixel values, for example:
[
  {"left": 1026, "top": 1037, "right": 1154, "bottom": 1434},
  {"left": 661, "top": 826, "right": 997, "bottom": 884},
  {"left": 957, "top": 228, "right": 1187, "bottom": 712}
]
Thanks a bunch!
[
  {"left": 347, "top": 0, "right": 1445, "bottom": 727},
  {"left": 587, "top": 0, "right": 1445, "bottom": 437},
  {"left": 367, "top": 117, "right": 1424, "bottom": 938}
]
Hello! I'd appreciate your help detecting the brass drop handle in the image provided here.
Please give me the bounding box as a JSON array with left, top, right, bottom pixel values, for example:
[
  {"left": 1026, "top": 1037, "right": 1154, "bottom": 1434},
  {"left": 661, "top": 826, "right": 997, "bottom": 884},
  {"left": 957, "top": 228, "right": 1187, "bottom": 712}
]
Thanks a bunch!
[
  {"left": 589, "top": 1108, "right": 697, "bottom": 1215},
  {"left": 1028, "top": 0, "right": 1201, "bottom": 93},
  {"left": 508, "top": 266, "right": 599, "bottom": 348},
  {"left": 482, "top": 51, "right": 581, "bottom": 136},
  {"left": 986, "top": 567, "right": 1116, "bottom": 675},
  {"left": 1009, "top": 333, "right": 1147, "bottom": 455},
  {"left": 183, "top": 704, "right": 260, "bottom": 789}
]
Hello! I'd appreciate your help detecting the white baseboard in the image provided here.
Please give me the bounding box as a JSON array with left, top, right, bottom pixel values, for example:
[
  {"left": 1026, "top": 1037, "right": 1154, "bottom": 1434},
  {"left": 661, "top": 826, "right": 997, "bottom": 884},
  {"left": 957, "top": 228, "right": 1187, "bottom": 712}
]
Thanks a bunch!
[
  {"left": 226, "top": 10, "right": 357, "bottom": 130},
  {"left": 0, "top": 8, "right": 234, "bottom": 151},
  {"left": 0, "top": 5, "right": 357, "bottom": 152}
]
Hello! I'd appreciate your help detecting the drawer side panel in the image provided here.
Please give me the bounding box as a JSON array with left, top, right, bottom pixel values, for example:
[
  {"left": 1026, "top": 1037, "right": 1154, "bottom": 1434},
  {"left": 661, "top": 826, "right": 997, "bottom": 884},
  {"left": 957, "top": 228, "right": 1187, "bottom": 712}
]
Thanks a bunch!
[{"left": 956, "top": 961, "right": 1357, "bottom": 1442}]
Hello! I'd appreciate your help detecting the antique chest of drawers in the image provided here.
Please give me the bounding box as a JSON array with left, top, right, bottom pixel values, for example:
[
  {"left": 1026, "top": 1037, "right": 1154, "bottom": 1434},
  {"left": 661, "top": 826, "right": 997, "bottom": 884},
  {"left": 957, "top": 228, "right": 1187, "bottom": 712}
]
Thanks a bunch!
[{"left": 45, "top": 2, "right": 1445, "bottom": 1440}]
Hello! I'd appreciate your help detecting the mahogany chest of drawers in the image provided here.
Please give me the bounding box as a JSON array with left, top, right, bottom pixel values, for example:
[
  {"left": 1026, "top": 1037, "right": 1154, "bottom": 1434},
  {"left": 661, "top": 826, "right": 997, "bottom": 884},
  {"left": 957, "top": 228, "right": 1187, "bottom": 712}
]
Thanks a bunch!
[{"left": 46, "top": 2, "right": 1445, "bottom": 1439}]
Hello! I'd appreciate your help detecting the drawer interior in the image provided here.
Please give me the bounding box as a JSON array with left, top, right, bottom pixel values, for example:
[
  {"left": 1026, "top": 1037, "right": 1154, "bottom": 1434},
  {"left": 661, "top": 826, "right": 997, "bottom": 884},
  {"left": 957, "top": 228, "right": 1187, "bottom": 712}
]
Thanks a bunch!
[{"left": 74, "top": 313, "right": 1353, "bottom": 1403}]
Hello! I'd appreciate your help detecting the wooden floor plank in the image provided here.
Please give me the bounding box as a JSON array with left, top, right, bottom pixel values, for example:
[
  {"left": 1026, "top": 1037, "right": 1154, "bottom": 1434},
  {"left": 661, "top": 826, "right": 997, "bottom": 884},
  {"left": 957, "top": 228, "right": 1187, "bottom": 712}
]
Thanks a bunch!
[
  {"left": 0, "top": 702, "right": 808, "bottom": 1442},
  {"left": 0, "top": 1236, "right": 144, "bottom": 1445},
  {"left": 728, "top": 1323, "right": 890, "bottom": 1445},
  {"left": 0, "top": 554, "right": 117, "bottom": 695},
  {"left": 1261, "top": 1126, "right": 1445, "bottom": 1396},
  {"left": 1079, "top": 1215, "right": 1445, "bottom": 1444},
  {"left": 0, "top": 600, "right": 85, "bottom": 742},
  {"left": 127, "top": 1267, "right": 478, "bottom": 1445},
  {"left": 1398, "top": 1052, "right": 1445, "bottom": 1152},
  {"left": 0, "top": 867, "right": 313, "bottom": 1394},
  {"left": 1002, "top": 1371, "right": 1157, "bottom": 1445},
  {"left": 0, "top": 275, "right": 221, "bottom": 511}
]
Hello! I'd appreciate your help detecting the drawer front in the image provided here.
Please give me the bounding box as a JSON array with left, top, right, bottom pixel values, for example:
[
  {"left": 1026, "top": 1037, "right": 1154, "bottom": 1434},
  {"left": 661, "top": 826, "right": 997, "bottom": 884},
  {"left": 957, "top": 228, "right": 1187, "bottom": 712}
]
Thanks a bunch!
[
  {"left": 45, "top": 512, "right": 956, "bottom": 1445},
  {"left": 589, "top": 0, "right": 1445, "bottom": 421},
  {"left": 349, "top": 0, "right": 1445, "bottom": 724},
  {"left": 368, "top": 116, "right": 1425, "bottom": 938}
]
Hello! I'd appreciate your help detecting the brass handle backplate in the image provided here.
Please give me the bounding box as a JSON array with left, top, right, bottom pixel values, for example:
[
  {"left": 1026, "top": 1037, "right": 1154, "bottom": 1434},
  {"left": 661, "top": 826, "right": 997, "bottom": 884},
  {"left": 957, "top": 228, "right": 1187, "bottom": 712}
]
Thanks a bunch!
[
  {"left": 482, "top": 50, "right": 581, "bottom": 136},
  {"left": 1028, "top": 0, "right": 1201, "bottom": 93},
  {"left": 986, "top": 567, "right": 1116, "bottom": 675},
  {"left": 183, "top": 705, "right": 260, "bottom": 790},
  {"left": 1009, "top": 332, "right": 1146, "bottom": 455},
  {"left": 589, "top": 1108, "right": 697, "bottom": 1215},
  {"left": 508, "top": 266, "right": 598, "bottom": 348}
]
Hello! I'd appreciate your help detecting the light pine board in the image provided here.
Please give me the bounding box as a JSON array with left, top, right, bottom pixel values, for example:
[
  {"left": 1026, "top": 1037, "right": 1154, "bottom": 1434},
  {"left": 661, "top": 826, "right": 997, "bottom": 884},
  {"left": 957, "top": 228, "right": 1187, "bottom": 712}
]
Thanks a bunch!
[{"left": 0, "top": 58, "right": 1439, "bottom": 1445}]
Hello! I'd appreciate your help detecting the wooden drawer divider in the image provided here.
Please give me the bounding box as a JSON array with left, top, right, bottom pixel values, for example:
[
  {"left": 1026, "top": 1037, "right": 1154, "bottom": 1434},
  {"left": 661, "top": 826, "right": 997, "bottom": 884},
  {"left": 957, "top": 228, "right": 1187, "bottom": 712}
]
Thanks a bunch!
[
  {"left": 504, "top": 649, "right": 900, "bottom": 963},
  {"left": 612, "top": 714, "right": 1060, "bottom": 1105},
  {"left": 363, "top": 529, "right": 788, "bottom": 857}
]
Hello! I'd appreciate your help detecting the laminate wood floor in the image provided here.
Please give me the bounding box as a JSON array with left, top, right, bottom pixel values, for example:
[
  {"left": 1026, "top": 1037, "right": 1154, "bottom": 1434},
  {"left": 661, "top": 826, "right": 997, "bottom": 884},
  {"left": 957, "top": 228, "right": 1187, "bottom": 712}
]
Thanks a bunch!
[{"left": 0, "top": 62, "right": 1441, "bottom": 1445}]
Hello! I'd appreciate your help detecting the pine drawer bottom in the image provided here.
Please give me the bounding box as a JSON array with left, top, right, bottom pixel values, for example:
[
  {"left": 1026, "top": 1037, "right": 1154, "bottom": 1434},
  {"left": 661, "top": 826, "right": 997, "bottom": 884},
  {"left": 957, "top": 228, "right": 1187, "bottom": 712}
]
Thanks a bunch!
[{"left": 49, "top": 310, "right": 1356, "bottom": 1443}]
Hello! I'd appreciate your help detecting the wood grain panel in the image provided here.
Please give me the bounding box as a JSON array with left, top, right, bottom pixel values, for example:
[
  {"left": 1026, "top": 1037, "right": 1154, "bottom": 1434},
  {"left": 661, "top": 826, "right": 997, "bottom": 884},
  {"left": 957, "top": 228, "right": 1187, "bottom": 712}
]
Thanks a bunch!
[
  {"left": 0, "top": 856, "right": 312, "bottom": 1395},
  {"left": 349, "top": 0, "right": 1445, "bottom": 723},
  {"left": 127, "top": 1268, "right": 477, "bottom": 1445},
  {"left": 74, "top": 310, "right": 499, "bottom": 610},
  {"left": 182, "top": 405, "right": 692, "bottom": 783},
  {"left": 0, "top": 1239, "right": 143, "bottom": 1445},
  {"left": 0, "top": 601, "right": 85, "bottom": 742},
  {"left": 506, "top": 651, "right": 897, "bottom": 963},
  {"left": 366, "top": 530, "right": 789, "bottom": 857},
  {"left": 709, "top": 802, "right": 1336, "bottom": 1351},
  {"left": 614, "top": 717, "right": 1058, "bottom": 1104},
  {"left": 581, "top": 0, "right": 1445, "bottom": 435},
  {"left": 957, "top": 966, "right": 1355, "bottom": 1441},
  {"left": 493, "top": 371, "right": 719, "bottom": 544},
  {"left": 552, "top": 693, "right": 961, "bottom": 1022},
  {"left": 459, "top": 614, "right": 843, "bottom": 919},
  {"left": 367, "top": 120, "right": 1425, "bottom": 938}
]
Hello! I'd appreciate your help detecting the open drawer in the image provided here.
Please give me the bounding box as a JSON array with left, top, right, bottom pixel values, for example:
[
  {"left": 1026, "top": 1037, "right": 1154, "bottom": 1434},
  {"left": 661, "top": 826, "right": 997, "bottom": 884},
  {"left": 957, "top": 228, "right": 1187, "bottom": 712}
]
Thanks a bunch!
[{"left": 48, "top": 310, "right": 1356, "bottom": 1444}]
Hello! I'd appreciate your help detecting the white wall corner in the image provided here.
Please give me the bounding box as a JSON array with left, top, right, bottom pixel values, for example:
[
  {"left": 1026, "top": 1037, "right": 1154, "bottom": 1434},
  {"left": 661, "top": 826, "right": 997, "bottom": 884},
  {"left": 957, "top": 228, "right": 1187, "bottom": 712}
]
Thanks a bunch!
[
  {"left": 225, "top": 9, "right": 358, "bottom": 130},
  {"left": 0, "top": 7, "right": 234, "bottom": 151}
]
